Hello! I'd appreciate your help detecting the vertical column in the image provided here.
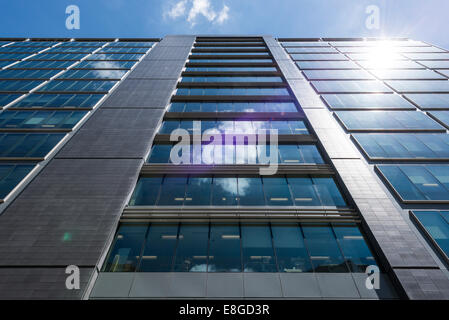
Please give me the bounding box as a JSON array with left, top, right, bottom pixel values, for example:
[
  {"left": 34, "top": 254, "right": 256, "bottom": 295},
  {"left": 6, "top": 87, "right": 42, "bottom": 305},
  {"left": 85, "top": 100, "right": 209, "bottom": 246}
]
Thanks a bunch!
[
  {"left": 0, "top": 36, "right": 193, "bottom": 299},
  {"left": 266, "top": 35, "right": 449, "bottom": 299}
]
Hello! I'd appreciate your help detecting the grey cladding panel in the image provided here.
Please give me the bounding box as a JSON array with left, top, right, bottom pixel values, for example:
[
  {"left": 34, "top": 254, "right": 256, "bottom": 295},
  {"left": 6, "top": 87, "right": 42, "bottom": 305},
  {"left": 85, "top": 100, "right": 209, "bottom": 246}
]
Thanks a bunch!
[
  {"left": 69, "top": 108, "right": 164, "bottom": 131},
  {"left": 57, "top": 108, "right": 163, "bottom": 158},
  {"left": 100, "top": 79, "right": 177, "bottom": 108},
  {"left": 144, "top": 45, "right": 192, "bottom": 61},
  {"left": 158, "top": 35, "right": 196, "bottom": 47},
  {"left": 128, "top": 60, "right": 186, "bottom": 79},
  {"left": 0, "top": 267, "right": 93, "bottom": 300},
  {"left": 0, "top": 159, "right": 142, "bottom": 266}
]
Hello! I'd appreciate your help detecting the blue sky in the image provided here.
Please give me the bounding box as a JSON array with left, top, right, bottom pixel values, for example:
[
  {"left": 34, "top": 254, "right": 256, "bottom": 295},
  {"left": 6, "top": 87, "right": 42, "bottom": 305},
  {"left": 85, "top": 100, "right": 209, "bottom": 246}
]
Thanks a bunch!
[{"left": 1, "top": 0, "right": 448, "bottom": 48}]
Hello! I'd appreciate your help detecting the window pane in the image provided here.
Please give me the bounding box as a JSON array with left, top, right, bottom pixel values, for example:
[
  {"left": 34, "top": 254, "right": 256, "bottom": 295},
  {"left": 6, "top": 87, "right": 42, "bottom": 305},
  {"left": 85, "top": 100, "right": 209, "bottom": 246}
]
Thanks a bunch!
[
  {"left": 103, "top": 224, "right": 147, "bottom": 272},
  {"left": 129, "top": 177, "right": 162, "bottom": 205},
  {"left": 139, "top": 223, "right": 178, "bottom": 272},
  {"left": 302, "top": 224, "right": 349, "bottom": 272},
  {"left": 241, "top": 223, "right": 277, "bottom": 272},
  {"left": 208, "top": 224, "right": 242, "bottom": 272},
  {"left": 173, "top": 224, "right": 209, "bottom": 272},
  {"left": 262, "top": 177, "right": 293, "bottom": 206},
  {"left": 333, "top": 225, "right": 376, "bottom": 272},
  {"left": 322, "top": 94, "right": 415, "bottom": 110},
  {"left": 238, "top": 176, "right": 265, "bottom": 205},
  {"left": 271, "top": 223, "right": 312, "bottom": 272}
]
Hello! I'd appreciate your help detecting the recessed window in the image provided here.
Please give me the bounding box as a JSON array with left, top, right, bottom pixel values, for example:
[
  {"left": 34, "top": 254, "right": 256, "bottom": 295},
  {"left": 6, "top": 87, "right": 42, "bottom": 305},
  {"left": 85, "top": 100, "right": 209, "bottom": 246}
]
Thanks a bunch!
[
  {"left": 129, "top": 175, "right": 346, "bottom": 207},
  {"left": 103, "top": 222, "right": 375, "bottom": 273}
]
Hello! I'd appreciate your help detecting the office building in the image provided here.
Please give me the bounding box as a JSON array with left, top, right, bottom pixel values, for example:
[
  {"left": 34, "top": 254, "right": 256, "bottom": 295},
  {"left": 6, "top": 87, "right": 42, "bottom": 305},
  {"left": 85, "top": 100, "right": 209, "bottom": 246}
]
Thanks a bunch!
[{"left": 0, "top": 35, "right": 448, "bottom": 300}]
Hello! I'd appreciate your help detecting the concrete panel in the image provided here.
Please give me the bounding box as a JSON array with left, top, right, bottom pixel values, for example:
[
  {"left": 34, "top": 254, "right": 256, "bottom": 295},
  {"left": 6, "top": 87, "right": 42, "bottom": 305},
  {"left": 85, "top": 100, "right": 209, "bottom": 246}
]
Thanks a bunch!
[
  {"left": 243, "top": 273, "right": 282, "bottom": 298},
  {"left": 279, "top": 273, "right": 321, "bottom": 298},
  {"left": 90, "top": 272, "right": 134, "bottom": 299},
  {"left": 128, "top": 273, "right": 173, "bottom": 298},
  {"left": 206, "top": 273, "right": 244, "bottom": 298},
  {"left": 169, "top": 273, "right": 207, "bottom": 297},
  {"left": 316, "top": 273, "right": 360, "bottom": 299}
]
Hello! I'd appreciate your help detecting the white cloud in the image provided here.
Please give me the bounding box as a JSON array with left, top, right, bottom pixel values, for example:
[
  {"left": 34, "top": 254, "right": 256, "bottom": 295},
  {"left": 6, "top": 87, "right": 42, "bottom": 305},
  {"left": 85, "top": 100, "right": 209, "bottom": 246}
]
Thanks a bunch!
[
  {"left": 166, "top": 0, "right": 188, "bottom": 19},
  {"left": 215, "top": 5, "right": 229, "bottom": 24},
  {"left": 164, "top": 0, "right": 230, "bottom": 26}
]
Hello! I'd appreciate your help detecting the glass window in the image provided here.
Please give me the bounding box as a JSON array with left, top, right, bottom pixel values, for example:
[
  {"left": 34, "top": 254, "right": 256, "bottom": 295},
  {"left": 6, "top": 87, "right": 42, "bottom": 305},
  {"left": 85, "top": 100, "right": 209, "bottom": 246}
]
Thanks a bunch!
[
  {"left": 291, "top": 53, "right": 347, "bottom": 61},
  {"left": 281, "top": 42, "right": 330, "bottom": 47},
  {"left": 419, "top": 61, "right": 449, "bottom": 69},
  {"left": 377, "top": 165, "right": 449, "bottom": 202},
  {"left": 313, "top": 177, "right": 347, "bottom": 207},
  {"left": 241, "top": 223, "right": 277, "bottom": 272},
  {"left": 10, "top": 60, "right": 75, "bottom": 69},
  {"left": 147, "top": 144, "right": 172, "bottom": 163},
  {"left": 158, "top": 176, "right": 188, "bottom": 205},
  {"left": 386, "top": 80, "right": 449, "bottom": 93},
  {"left": 288, "top": 176, "right": 321, "bottom": 206},
  {"left": 0, "top": 93, "right": 21, "bottom": 107},
  {"left": 173, "top": 224, "right": 209, "bottom": 272},
  {"left": 312, "top": 81, "right": 392, "bottom": 93},
  {"left": 371, "top": 69, "right": 445, "bottom": 80},
  {"left": 180, "top": 76, "right": 282, "bottom": 83},
  {"left": 57, "top": 69, "right": 127, "bottom": 80},
  {"left": 87, "top": 53, "right": 143, "bottom": 61},
  {"left": 185, "top": 177, "right": 212, "bottom": 205},
  {"left": 11, "top": 93, "right": 103, "bottom": 109},
  {"left": 0, "top": 133, "right": 64, "bottom": 158},
  {"left": 0, "top": 110, "right": 87, "bottom": 129},
  {"left": 0, "top": 69, "right": 60, "bottom": 80},
  {"left": 296, "top": 61, "right": 359, "bottom": 69},
  {"left": 129, "top": 177, "right": 162, "bottom": 206},
  {"left": 353, "top": 133, "right": 449, "bottom": 160},
  {"left": 238, "top": 176, "right": 265, "bottom": 206},
  {"left": 73, "top": 60, "right": 136, "bottom": 69},
  {"left": 0, "top": 80, "right": 44, "bottom": 92},
  {"left": 102, "top": 224, "right": 148, "bottom": 272},
  {"left": 304, "top": 70, "right": 374, "bottom": 80},
  {"left": 185, "top": 67, "right": 277, "bottom": 72},
  {"left": 302, "top": 224, "right": 349, "bottom": 272},
  {"left": 333, "top": 225, "right": 376, "bottom": 272},
  {"left": 271, "top": 223, "right": 312, "bottom": 272},
  {"left": 30, "top": 53, "right": 87, "bottom": 60},
  {"left": 335, "top": 111, "right": 444, "bottom": 131},
  {"left": 103, "top": 222, "right": 378, "bottom": 273},
  {"left": 208, "top": 224, "right": 242, "bottom": 272},
  {"left": 358, "top": 60, "right": 425, "bottom": 69},
  {"left": 428, "top": 111, "right": 449, "bottom": 128},
  {"left": 322, "top": 94, "right": 415, "bottom": 110},
  {"left": 403, "top": 53, "right": 449, "bottom": 60},
  {"left": 37, "top": 80, "right": 117, "bottom": 93},
  {"left": 138, "top": 223, "right": 178, "bottom": 272},
  {"left": 0, "top": 164, "right": 35, "bottom": 199},
  {"left": 286, "top": 47, "right": 337, "bottom": 54},
  {"left": 262, "top": 176, "right": 293, "bottom": 206},
  {"left": 413, "top": 211, "right": 449, "bottom": 259},
  {"left": 212, "top": 176, "right": 238, "bottom": 205}
]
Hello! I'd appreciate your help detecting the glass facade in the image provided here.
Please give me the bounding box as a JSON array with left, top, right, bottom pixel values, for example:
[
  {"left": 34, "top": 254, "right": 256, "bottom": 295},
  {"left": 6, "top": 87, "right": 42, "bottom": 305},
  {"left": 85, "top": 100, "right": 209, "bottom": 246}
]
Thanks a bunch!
[
  {"left": 0, "top": 38, "right": 154, "bottom": 203},
  {"left": 103, "top": 222, "right": 375, "bottom": 273},
  {"left": 282, "top": 37, "right": 449, "bottom": 282}
]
